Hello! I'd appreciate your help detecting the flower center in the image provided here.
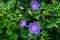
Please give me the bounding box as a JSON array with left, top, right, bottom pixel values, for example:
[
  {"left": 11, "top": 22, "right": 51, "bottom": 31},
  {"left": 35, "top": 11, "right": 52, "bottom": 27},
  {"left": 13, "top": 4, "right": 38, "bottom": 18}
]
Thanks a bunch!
[
  {"left": 33, "top": 4, "right": 37, "bottom": 7},
  {"left": 22, "top": 22, "right": 25, "bottom": 25},
  {"left": 33, "top": 25, "right": 37, "bottom": 30}
]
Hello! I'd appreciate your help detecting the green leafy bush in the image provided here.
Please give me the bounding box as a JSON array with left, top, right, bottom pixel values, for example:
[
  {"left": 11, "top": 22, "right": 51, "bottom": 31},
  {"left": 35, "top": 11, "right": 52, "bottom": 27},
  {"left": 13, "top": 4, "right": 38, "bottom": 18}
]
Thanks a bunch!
[{"left": 0, "top": 0, "right": 60, "bottom": 40}]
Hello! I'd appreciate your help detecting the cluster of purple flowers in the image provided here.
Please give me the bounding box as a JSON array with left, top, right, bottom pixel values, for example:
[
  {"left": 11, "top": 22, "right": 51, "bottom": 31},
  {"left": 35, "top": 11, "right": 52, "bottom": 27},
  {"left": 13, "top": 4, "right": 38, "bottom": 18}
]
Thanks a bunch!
[
  {"left": 20, "top": 19, "right": 41, "bottom": 34},
  {"left": 19, "top": 0, "right": 55, "bottom": 35},
  {"left": 20, "top": 0, "right": 40, "bottom": 34}
]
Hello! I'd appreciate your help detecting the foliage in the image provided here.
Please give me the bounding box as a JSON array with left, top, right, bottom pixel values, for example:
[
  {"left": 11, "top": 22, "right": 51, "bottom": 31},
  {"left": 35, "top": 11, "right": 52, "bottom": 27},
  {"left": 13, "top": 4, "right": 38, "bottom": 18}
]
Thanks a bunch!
[{"left": 0, "top": 0, "right": 60, "bottom": 40}]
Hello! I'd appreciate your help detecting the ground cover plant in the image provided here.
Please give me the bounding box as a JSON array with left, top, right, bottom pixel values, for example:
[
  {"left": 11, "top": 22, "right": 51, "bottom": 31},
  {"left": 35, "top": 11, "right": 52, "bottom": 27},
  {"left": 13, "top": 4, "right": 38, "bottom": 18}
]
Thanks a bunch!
[{"left": 0, "top": 0, "right": 60, "bottom": 40}]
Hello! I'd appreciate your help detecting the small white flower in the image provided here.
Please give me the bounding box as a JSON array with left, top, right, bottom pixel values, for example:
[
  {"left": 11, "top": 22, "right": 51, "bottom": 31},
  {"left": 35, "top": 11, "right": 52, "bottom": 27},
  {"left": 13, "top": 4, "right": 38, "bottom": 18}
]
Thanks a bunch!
[{"left": 19, "top": 14, "right": 22, "bottom": 17}]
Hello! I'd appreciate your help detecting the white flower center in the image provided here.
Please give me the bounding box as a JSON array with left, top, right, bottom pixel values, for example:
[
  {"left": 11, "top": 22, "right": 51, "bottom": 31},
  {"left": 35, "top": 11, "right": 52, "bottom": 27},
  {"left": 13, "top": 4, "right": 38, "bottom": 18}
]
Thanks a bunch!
[
  {"left": 22, "top": 22, "right": 25, "bottom": 25},
  {"left": 32, "top": 25, "right": 37, "bottom": 30},
  {"left": 33, "top": 4, "right": 37, "bottom": 7}
]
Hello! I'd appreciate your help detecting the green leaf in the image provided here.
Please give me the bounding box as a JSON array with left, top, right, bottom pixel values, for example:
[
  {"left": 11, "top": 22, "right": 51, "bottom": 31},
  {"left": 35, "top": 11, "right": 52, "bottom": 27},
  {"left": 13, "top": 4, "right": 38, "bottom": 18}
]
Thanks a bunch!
[
  {"left": 6, "top": 0, "right": 16, "bottom": 10},
  {"left": 0, "top": 38, "right": 3, "bottom": 40},
  {"left": 20, "top": 28, "right": 29, "bottom": 38},
  {"left": 3, "top": 18, "right": 11, "bottom": 27},
  {"left": 40, "top": 36, "right": 45, "bottom": 40},
  {"left": 42, "top": 30, "right": 49, "bottom": 36},
  {"left": 51, "top": 0, "right": 58, "bottom": 5},
  {"left": 6, "top": 29, "right": 13, "bottom": 35},
  {"left": 0, "top": 20, "right": 4, "bottom": 28},
  {"left": 9, "top": 33, "right": 18, "bottom": 40},
  {"left": 54, "top": 10, "right": 60, "bottom": 16},
  {"left": 0, "top": 29, "right": 3, "bottom": 34},
  {"left": 40, "top": 2, "right": 46, "bottom": 10}
]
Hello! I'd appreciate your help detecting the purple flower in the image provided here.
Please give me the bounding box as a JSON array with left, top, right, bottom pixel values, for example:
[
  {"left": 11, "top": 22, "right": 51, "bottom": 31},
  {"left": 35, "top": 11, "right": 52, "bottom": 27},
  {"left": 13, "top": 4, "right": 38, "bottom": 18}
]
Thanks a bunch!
[
  {"left": 30, "top": 1, "right": 40, "bottom": 10},
  {"left": 29, "top": 22, "right": 40, "bottom": 34},
  {"left": 20, "top": 19, "right": 27, "bottom": 28},
  {"left": 50, "top": 28, "right": 54, "bottom": 32},
  {"left": 50, "top": 10, "right": 55, "bottom": 16}
]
